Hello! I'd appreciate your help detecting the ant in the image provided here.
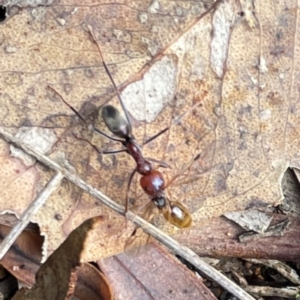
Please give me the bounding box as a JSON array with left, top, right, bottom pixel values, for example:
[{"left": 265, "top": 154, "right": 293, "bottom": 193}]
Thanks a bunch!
[{"left": 47, "top": 27, "right": 203, "bottom": 229}]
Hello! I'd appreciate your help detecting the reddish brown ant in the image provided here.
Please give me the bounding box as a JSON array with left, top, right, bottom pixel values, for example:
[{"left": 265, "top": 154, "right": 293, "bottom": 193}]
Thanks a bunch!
[
  {"left": 101, "top": 103, "right": 192, "bottom": 228},
  {"left": 47, "top": 28, "right": 202, "bottom": 229}
]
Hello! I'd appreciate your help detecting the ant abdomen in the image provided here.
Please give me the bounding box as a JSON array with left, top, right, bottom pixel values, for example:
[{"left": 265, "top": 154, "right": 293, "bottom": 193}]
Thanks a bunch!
[{"left": 163, "top": 201, "right": 192, "bottom": 228}]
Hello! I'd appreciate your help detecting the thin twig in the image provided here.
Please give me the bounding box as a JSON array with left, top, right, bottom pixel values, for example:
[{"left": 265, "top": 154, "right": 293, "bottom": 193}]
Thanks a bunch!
[
  {"left": 0, "top": 172, "right": 64, "bottom": 260},
  {"left": 244, "top": 285, "right": 300, "bottom": 298},
  {"left": 0, "top": 127, "right": 255, "bottom": 300},
  {"left": 244, "top": 258, "right": 300, "bottom": 285}
]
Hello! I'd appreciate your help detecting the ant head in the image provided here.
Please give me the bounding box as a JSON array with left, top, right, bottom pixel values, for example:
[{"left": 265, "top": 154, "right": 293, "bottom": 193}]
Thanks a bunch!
[
  {"left": 163, "top": 201, "right": 192, "bottom": 228},
  {"left": 153, "top": 196, "right": 166, "bottom": 209},
  {"left": 102, "top": 105, "right": 131, "bottom": 138}
]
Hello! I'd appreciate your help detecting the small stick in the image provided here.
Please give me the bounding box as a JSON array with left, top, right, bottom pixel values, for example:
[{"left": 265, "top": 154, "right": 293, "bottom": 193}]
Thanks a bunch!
[
  {"left": 0, "top": 172, "right": 64, "bottom": 260},
  {"left": 244, "top": 258, "right": 300, "bottom": 285},
  {"left": 244, "top": 285, "right": 300, "bottom": 298}
]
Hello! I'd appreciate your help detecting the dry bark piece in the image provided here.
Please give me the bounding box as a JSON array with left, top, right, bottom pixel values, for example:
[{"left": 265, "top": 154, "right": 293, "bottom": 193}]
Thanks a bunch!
[
  {"left": 244, "top": 259, "right": 300, "bottom": 285},
  {"left": 223, "top": 210, "right": 273, "bottom": 233},
  {"left": 280, "top": 168, "right": 300, "bottom": 216},
  {"left": 239, "top": 218, "right": 289, "bottom": 242},
  {"left": 176, "top": 214, "right": 300, "bottom": 261},
  {"left": 0, "top": 223, "right": 43, "bottom": 286},
  {"left": 244, "top": 285, "right": 300, "bottom": 298},
  {"left": 99, "top": 242, "right": 216, "bottom": 300},
  {"left": 231, "top": 270, "right": 248, "bottom": 287}
]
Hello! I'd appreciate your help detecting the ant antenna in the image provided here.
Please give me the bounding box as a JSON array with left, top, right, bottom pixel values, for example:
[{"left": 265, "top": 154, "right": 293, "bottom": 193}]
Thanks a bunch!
[
  {"left": 87, "top": 25, "right": 133, "bottom": 136},
  {"left": 46, "top": 85, "right": 124, "bottom": 143},
  {"left": 86, "top": 25, "right": 207, "bottom": 148}
]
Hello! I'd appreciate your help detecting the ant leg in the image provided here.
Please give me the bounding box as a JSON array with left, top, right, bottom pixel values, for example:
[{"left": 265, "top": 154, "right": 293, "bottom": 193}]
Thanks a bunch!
[
  {"left": 125, "top": 168, "right": 137, "bottom": 213},
  {"left": 145, "top": 157, "right": 171, "bottom": 169},
  {"left": 141, "top": 128, "right": 171, "bottom": 168},
  {"left": 73, "top": 133, "right": 127, "bottom": 155},
  {"left": 102, "top": 149, "right": 127, "bottom": 155},
  {"left": 47, "top": 85, "right": 123, "bottom": 143},
  {"left": 124, "top": 201, "right": 155, "bottom": 256},
  {"left": 143, "top": 127, "right": 169, "bottom": 146},
  {"left": 73, "top": 133, "right": 102, "bottom": 154},
  {"left": 47, "top": 86, "right": 88, "bottom": 125},
  {"left": 92, "top": 127, "right": 124, "bottom": 143},
  {"left": 143, "top": 96, "right": 206, "bottom": 146},
  {"left": 164, "top": 154, "right": 201, "bottom": 189}
]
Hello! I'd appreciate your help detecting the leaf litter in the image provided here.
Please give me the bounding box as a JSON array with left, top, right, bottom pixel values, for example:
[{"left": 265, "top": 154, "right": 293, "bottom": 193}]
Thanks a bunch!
[{"left": 0, "top": 0, "right": 300, "bottom": 299}]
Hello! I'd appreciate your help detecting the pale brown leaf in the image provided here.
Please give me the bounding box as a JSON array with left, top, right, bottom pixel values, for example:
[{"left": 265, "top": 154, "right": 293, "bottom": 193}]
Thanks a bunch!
[{"left": 0, "top": 0, "right": 297, "bottom": 262}]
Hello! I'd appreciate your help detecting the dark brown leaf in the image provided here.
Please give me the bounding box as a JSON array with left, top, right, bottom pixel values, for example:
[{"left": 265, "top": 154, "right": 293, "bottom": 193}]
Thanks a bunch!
[{"left": 99, "top": 242, "right": 216, "bottom": 300}]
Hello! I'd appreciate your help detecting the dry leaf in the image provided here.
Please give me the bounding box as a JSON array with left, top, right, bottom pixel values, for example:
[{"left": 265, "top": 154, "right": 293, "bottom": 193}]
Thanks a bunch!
[
  {"left": 74, "top": 263, "right": 112, "bottom": 300},
  {"left": 0, "top": 0, "right": 297, "bottom": 261},
  {"left": 99, "top": 242, "right": 216, "bottom": 300},
  {"left": 11, "top": 216, "right": 109, "bottom": 300}
]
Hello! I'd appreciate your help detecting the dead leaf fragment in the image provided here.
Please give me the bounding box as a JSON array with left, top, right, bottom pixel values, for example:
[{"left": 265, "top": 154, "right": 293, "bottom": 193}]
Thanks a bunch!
[
  {"left": 223, "top": 210, "right": 273, "bottom": 233},
  {"left": 210, "top": 1, "right": 234, "bottom": 77},
  {"left": 75, "top": 263, "right": 112, "bottom": 300},
  {"left": 99, "top": 242, "right": 215, "bottom": 300},
  {"left": 176, "top": 214, "right": 300, "bottom": 261},
  {"left": 0, "top": 222, "right": 43, "bottom": 286},
  {"left": 12, "top": 216, "right": 106, "bottom": 300},
  {"left": 10, "top": 127, "right": 58, "bottom": 167}
]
